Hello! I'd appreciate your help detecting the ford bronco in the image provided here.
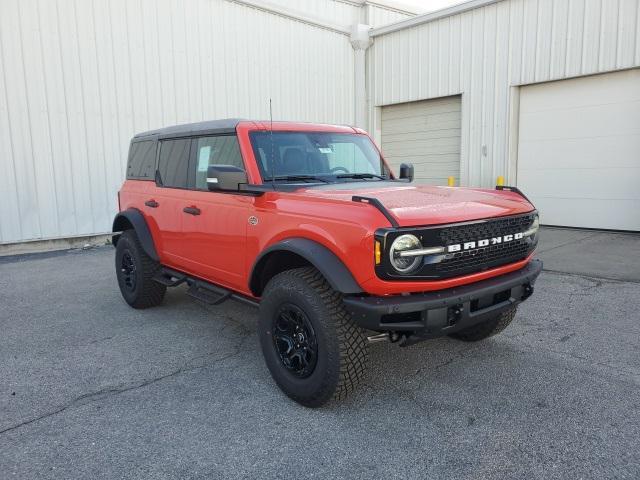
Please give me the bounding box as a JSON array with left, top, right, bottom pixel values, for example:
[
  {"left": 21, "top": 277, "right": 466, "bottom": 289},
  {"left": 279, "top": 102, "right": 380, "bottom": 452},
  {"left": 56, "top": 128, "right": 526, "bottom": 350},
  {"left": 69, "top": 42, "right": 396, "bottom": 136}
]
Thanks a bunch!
[{"left": 113, "top": 119, "right": 542, "bottom": 407}]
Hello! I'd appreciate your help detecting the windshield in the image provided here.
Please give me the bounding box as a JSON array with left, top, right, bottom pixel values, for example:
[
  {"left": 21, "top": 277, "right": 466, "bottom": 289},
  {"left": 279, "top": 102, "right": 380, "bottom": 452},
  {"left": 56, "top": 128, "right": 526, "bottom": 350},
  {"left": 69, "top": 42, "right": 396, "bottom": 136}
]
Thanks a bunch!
[{"left": 249, "top": 131, "right": 388, "bottom": 182}]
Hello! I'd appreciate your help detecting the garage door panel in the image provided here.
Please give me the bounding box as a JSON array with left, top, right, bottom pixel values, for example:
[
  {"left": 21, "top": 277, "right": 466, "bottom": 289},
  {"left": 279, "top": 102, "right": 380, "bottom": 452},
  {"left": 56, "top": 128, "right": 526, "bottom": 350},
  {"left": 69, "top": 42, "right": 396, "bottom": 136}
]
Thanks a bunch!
[
  {"left": 413, "top": 166, "right": 461, "bottom": 177},
  {"left": 520, "top": 100, "right": 640, "bottom": 139},
  {"left": 386, "top": 153, "right": 461, "bottom": 165},
  {"left": 381, "top": 103, "right": 461, "bottom": 120},
  {"left": 382, "top": 96, "right": 462, "bottom": 186},
  {"left": 518, "top": 168, "right": 640, "bottom": 199},
  {"left": 517, "top": 69, "right": 640, "bottom": 230},
  {"left": 383, "top": 138, "right": 460, "bottom": 154},
  {"left": 382, "top": 107, "right": 461, "bottom": 120},
  {"left": 532, "top": 198, "right": 640, "bottom": 230},
  {"left": 518, "top": 133, "right": 640, "bottom": 169},
  {"left": 381, "top": 119, "right": 461, "bottom": 136},
  {"left": 518, "top": 69, "right": 640, "bottom": 111},
  {"left": 382, "top": 111, "right": 461, "bottom": 128},
  {"left": 382, "top": 128, "right": 461, "bottom": 143}
]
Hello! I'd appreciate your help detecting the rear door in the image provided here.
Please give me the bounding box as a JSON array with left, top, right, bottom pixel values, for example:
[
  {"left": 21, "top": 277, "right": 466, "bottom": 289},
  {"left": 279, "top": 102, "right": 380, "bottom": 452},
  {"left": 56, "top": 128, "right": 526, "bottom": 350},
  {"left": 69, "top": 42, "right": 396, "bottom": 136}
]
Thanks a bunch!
[
  {"left": 178, "top": 134, "right": 251, "bottom": 292},
  {"left": 144, "top": 137, "right": 192, "bottom": 268}
]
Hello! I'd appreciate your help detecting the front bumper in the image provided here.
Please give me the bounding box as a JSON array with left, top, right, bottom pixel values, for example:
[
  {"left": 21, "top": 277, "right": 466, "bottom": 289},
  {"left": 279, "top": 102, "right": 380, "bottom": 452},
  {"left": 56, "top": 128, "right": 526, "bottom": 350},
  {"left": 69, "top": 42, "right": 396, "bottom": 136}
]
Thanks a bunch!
[{"left": 343, "top": 259, "right": 543, "bottom": 343}]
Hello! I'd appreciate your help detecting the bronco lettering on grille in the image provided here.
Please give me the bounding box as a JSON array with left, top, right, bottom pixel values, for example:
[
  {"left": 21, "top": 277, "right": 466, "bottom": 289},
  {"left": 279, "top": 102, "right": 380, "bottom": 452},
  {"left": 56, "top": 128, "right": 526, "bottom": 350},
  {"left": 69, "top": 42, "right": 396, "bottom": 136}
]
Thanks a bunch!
[{"left": 447, "top": 232, "right": 524, "bottom": 253}]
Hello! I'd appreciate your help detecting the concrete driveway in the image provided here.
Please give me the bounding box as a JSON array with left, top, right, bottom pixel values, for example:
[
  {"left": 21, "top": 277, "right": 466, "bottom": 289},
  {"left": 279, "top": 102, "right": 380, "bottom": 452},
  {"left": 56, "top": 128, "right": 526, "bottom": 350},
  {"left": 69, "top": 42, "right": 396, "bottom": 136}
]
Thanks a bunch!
[{"left": 1, "top": 227, "right": 639, "bottom": 479}]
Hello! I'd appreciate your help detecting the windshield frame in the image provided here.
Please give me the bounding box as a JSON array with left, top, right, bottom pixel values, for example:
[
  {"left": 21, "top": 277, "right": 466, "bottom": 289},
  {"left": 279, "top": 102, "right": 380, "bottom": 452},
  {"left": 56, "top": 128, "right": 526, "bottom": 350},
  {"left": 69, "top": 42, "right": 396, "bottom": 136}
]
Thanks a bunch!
[{"left": 248, "top": 130, "right": 390, "bottom": 184}]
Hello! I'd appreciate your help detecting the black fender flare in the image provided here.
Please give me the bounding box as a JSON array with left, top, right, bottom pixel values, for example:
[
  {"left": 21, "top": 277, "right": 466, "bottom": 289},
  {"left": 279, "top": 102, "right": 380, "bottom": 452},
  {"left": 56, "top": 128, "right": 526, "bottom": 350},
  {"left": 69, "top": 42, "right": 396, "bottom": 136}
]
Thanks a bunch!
[
  {"left": 112, "top": 208, "right": 159, "bottom": 262},
  {"left": 249, "top": 238, "right": 363, "bottom": 296}
]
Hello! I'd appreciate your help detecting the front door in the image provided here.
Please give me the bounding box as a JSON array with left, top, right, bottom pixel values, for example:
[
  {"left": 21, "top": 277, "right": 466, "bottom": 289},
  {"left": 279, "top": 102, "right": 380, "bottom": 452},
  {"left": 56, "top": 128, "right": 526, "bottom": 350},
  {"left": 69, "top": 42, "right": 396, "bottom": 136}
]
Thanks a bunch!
[{"left": 178, "top": 134, "right": 251, "bottom": 292}]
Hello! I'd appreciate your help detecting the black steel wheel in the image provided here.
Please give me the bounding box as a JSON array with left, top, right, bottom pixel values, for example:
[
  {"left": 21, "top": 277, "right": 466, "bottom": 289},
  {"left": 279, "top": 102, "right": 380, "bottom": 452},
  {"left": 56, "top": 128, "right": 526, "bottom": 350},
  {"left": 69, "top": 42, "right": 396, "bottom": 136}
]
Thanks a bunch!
[
  {"left": 272, "top": 303, "right": 318, "bottom": 378},
  {"left": 120, "top": 251, "right": 137, "bottom": 292},
  {"left": 115, "top": 230, "right": 166, "bottom": 309}
]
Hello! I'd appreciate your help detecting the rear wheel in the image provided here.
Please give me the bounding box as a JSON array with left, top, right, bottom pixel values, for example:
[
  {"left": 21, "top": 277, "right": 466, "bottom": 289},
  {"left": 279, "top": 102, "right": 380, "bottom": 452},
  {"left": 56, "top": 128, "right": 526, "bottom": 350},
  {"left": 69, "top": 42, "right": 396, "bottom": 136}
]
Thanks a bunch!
[
  {"left": 258, "top": 267, "right": 368, "bottom": 407},
  {"left": 115, "top": 230, "right": 166, "bottom": 309},
  {"left": 449, "top": 306, "right": 517, "bottom": 342}
]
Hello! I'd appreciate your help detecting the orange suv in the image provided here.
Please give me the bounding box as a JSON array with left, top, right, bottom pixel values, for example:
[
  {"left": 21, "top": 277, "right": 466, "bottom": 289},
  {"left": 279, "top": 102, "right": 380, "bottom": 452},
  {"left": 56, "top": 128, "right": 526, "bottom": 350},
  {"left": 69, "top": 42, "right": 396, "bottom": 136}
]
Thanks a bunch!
[{"left": 113, "top": 119, "right": 542, "bottom": 407}]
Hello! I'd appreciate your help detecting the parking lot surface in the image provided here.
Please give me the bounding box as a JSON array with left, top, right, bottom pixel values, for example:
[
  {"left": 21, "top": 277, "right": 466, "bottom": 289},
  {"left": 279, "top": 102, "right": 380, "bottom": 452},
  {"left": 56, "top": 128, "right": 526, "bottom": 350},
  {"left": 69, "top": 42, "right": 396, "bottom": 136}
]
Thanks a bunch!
[{"left": 1, "top": 228, "right": 639, "bottom": 479}]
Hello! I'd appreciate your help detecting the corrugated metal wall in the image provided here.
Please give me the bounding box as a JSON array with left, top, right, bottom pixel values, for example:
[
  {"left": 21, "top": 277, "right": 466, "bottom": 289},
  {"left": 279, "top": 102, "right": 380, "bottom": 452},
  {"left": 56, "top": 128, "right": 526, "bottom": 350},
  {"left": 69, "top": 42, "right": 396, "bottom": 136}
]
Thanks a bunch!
[
  {"left": 365, "top": 3, "right": 415, "bottom": 27},
  {"left": 0, "top": 0, "right": 356, "bottom": 243},
  {"left": 262, "top": 0, "right": 415, "bottom": 27},
  {"left": 262, "top": 0, "right": 361, "bottom": 25},
  {"left": 368, "top": 0, "right": 640, "bottom": 188}
]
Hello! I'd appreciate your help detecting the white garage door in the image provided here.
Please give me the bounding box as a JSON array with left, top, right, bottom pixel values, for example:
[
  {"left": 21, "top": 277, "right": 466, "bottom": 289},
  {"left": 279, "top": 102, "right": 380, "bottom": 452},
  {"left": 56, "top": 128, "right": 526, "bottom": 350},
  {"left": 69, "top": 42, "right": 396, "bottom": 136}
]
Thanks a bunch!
[
  {"left": 517, "top": 69, "right": 640, "bottom": 231},
  {"left": 381, "top": 96, "right": 461, "bottom": 185}
]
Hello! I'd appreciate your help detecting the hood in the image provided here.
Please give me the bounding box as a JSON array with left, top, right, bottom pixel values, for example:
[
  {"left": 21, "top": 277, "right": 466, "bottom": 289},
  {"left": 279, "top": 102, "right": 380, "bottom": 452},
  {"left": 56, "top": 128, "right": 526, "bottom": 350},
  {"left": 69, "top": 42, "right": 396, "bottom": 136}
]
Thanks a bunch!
[{"left": 297, "top": 182, "right": 534, "bottom": 227}]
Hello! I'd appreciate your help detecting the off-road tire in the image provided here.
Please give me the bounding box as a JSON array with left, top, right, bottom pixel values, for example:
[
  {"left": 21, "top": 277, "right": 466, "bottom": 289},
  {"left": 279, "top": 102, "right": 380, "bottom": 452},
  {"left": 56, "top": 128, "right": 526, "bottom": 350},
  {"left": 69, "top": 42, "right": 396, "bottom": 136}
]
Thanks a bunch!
[
  {"left": 258, "top": 267, "right": 368, "bottom": 407},
  {"left": 115, "top": 230, "right": 166, "bottom": 309},
  {"left": 449, "top": 306, "right": 517, "bottom": 342}
]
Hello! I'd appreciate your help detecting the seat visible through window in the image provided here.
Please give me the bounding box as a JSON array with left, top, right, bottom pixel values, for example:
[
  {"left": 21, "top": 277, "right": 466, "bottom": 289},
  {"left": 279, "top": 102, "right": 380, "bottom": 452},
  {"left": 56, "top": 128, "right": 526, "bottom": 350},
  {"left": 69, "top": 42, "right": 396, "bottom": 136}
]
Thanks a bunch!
[{"left": 194, "top": 135, "right": 245, "bottom": 190}]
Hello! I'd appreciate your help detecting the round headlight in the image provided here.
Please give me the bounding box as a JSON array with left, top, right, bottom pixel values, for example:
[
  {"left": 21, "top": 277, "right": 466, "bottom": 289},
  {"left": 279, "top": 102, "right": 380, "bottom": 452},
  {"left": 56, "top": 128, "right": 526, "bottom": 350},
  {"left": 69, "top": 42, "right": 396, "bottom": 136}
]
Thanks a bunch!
[
  {"left": 524, "top": 215, "right": 540, "bottom": 237},
  {"left": 389, "top": 234, "right": 422, "bottom": 273}
]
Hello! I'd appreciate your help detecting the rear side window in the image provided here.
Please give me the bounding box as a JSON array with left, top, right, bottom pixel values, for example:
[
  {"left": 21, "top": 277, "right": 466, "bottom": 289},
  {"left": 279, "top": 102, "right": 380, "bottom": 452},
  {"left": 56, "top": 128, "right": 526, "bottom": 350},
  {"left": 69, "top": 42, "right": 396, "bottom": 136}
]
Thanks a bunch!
[
  {"left": 126, "top": 141, "right": 157, "bottom": 179},
  {"left": 193, "top": 135, "right": 244, "bottom": 190},
  {"left": 157, "top": 139, "right": 191, "bottom": 188}
]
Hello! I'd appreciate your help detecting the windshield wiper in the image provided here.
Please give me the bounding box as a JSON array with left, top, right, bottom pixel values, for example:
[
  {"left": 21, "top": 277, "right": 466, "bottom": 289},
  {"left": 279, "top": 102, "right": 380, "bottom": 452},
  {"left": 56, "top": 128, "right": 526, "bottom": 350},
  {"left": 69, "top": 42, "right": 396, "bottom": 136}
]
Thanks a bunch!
[
  {"left": 336, "top": 173, "right": 386, "bottom": 180},
  {"left": 265, "top": 175, "right": 330, "bottom": 183}
]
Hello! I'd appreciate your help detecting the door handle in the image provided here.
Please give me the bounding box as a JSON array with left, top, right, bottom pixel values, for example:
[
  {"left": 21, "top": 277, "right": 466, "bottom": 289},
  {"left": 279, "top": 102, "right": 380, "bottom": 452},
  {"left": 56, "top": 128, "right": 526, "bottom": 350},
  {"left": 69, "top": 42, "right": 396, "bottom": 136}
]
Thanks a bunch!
[
  {"left": 144, "top": 200, "right": 159, "bottom": 208},
  {"left": 183, "top": 206, "right": 201, "bottom": 216}
]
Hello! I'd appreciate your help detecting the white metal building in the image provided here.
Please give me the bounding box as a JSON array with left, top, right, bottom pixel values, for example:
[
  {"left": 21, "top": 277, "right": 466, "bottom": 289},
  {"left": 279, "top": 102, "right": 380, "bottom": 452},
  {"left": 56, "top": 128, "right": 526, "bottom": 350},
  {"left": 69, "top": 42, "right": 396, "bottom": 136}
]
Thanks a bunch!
[
  {"left": 1, "top": 0, "right": 639, "bottom": 247},
  {"left": 368, "top": 0, "right": 640, "bottom": 231}
]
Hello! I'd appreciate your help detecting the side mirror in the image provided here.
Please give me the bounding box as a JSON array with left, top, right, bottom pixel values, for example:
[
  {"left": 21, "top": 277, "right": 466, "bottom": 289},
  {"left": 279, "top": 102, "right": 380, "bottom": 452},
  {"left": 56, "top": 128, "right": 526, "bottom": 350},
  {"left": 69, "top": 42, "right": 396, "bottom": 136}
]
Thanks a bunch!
[
  {"left": 207, "top": 165, "right": 247, "bottom": 192},
  {"left": 399, "top": 163, "right": 414, "bottom": 182}
]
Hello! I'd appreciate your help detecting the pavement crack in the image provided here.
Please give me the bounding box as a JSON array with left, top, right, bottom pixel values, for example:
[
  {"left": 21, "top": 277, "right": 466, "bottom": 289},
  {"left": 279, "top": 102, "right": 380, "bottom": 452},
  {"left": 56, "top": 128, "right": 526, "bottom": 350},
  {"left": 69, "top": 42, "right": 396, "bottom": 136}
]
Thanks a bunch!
[
  {"left": 536, "top": 232, "right": 601, "bottom": 254},
  {"left": 542, "top": 268, "right": 640, "bottom": 285},
  {"left": 516, "top": 344, "right": 640, "bottom": 384},
  {"left": 432, "top": 351, "right": 468, "bottom": 371},
  {"left": 0, "top": 338, "right": 249, "bottom": 436}
]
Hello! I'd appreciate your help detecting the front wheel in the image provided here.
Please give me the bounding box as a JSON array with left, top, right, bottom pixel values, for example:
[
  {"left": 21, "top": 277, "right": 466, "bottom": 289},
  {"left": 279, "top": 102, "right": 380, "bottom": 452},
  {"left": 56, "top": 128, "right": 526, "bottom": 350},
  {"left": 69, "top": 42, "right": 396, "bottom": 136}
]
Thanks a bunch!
[
  {"left": 258, "top": 267, "right": 368, "bottom": 407},
  {"left": 449, "top": 306, "right": 517, "bottom": 342}
]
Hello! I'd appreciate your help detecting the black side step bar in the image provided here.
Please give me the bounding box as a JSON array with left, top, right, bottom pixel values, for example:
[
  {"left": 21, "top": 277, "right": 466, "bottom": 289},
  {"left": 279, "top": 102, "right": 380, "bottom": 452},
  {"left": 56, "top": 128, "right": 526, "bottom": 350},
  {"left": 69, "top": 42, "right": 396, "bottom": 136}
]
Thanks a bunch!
[
  {"left": 186, "top": 282, "right": 231, "bottom": 306},
  {"left": 153, "top": 269, "right": 187, "bottom": 287},
  {"left": 153, "top": 267, "right": 259, "bottom": 308}
]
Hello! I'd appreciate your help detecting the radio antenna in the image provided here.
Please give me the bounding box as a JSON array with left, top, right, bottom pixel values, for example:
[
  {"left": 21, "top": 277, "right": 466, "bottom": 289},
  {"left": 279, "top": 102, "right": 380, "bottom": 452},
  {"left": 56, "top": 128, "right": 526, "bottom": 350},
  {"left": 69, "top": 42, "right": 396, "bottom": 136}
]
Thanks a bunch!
[{"left": 269, "top": 98, "right": 276, "bottom": 190}]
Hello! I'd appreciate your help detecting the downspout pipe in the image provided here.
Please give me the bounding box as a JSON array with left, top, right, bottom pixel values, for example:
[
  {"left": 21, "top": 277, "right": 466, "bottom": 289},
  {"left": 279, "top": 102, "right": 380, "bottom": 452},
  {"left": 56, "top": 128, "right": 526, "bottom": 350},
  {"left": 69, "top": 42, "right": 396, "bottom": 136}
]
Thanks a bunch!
[{"left": 350, "top": 24, "right": 372, "bottom": 129}]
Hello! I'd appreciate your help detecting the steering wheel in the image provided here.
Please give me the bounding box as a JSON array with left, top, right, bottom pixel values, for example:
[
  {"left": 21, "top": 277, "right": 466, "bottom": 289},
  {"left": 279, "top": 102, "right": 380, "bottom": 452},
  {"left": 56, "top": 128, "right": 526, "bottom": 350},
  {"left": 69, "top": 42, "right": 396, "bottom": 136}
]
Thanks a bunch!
[{"left": 330, "top": 166, "right": 349, "bottom": 174}]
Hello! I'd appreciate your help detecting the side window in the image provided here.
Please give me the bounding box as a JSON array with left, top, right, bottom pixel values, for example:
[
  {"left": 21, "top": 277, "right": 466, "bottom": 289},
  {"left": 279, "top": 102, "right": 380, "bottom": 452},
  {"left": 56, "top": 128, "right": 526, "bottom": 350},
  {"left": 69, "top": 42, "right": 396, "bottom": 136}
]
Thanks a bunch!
[
  {"left": 193, "top": 135, "right": 244, "bottom": 190},
  {"left": 157, "top": 138, "right": 191, "bottom": 188},
  {"left": 126, "top": 141, "right": 157, "bottom": 179}
]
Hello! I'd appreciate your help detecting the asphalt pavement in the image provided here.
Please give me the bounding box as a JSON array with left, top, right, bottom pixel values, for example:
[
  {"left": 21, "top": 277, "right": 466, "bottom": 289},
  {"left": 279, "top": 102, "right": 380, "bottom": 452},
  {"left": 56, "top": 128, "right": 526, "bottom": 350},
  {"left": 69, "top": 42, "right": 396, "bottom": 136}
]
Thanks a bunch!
[{"left": 1, "top": 228, "right": 639, "bottom": 479}]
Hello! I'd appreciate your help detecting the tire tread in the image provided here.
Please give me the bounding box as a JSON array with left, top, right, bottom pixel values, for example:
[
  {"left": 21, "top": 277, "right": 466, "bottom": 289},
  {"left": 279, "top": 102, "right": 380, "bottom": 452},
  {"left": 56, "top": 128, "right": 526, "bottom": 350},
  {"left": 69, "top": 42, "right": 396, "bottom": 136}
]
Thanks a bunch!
[
  {"left": 117, "top": 230, "right": 166, "bottom": 309},
  {"left": 261, "top": 267, "right": 368, "bottom": 406}
]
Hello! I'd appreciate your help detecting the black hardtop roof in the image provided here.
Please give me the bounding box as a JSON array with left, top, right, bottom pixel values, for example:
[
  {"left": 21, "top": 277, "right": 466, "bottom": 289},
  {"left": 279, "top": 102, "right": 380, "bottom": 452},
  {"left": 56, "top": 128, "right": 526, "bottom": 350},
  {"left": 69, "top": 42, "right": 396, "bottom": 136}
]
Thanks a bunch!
[{"left": 133, "top": 118, "right": 245, "bottom": 140}]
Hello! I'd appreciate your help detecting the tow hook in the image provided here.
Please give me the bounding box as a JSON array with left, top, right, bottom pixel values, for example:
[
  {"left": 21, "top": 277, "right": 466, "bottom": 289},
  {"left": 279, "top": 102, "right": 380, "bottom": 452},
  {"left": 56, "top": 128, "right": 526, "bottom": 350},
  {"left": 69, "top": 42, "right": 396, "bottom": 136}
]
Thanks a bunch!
[
  {"left": 366, "top": 332, "right": 403, "bottom": 344},
  {"left": 523, "top": 284, "right": 534, "bottom": 299},
  {"left": 367, "top": 333, "right": 389, "bottom": 344}
]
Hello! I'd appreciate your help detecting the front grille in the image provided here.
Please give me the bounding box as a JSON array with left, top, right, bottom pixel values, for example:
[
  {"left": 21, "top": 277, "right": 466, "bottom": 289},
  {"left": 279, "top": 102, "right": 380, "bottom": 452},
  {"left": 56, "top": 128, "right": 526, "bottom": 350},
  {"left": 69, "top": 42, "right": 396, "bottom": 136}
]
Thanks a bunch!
[
  {"left": 375, "top": 212, "right": 538, "bottom": 281},
  {"left": 439, "top": 214, "right": 534, "bottom": 245},
  {"left": 436, "top": 238, "right": 531, "bottom": 274},
  {"left": 435, "top": 213, "right": 537, "bottom": 276}
]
